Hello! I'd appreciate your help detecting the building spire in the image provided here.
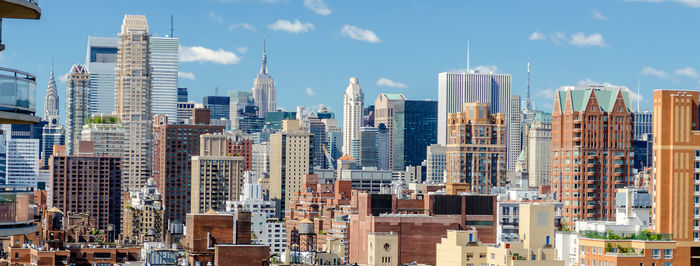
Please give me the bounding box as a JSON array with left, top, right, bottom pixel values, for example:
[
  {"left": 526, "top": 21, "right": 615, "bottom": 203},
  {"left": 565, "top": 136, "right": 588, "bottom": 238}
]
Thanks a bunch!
[{"left": 260, "top": 37, "right": 268, "bottom": 74}]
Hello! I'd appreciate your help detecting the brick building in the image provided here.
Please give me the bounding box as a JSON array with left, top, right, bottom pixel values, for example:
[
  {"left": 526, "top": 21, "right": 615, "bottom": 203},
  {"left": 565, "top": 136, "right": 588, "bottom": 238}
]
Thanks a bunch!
[
  {"left": 348, "top": 192, "right": 497, "bottom": 265},
  {"left": 552, "top": 85, "right": 633, "bottom": 223},
  {"left": 152, "top": 114, "right": 225, "bottom": 223},
  {"left": 445, "top": 102, "right": 506, "bottom": 195},
  {"left": 49, "top": 145, "right": 121, "bottom": 236}
]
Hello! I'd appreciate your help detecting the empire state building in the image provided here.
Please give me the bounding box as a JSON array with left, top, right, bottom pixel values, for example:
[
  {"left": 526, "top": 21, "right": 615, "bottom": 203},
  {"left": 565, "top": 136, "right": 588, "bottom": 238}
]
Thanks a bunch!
[{"left": 252, "top": 41, "right": 276, "bottom": 118}]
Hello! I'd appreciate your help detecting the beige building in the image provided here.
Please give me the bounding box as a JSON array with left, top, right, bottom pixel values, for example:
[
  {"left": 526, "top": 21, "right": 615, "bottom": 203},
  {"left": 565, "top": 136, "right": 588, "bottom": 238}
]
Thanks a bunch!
[
  {"left": 65, "top": 64, "right": 90, "bottom": 155},
  {"left": 436, "top": 203, "right": 562, "bottom": 266},
  {"left": 191, "top": 134, "right": 245, "bottom": 214},
  {"left": 115, "top": 14, "right": 153, "bottom": 191},
  {"left": 527, "top": 112, "right": 552, "bottom": 187},
  {"left": 123, "top": 177, "right": 164, "bottom": 243},
  {"left": 445, "top": 102, "right": 507, "bottom": 194},
  {"left": 367, "top": 232, "right": 399, "bottom": 266},
  {"left": 270, "top": 119, "right": 314, "bottom": 217},
  {"left": 80, "top": 114, "right": 124, "bottom": 157}
]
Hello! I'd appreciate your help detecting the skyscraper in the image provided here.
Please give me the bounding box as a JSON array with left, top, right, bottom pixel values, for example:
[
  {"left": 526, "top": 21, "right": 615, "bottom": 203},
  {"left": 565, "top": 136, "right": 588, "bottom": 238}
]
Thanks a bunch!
[
  {"left": 508, "top": 95, "right": 522, "bottom": 172},
  {"left": 229, "top": 91, "right": 254, "bottom": 130},
  {"left": 252, "top": 41, "right": 276, "bottom": 118},
  {"left": 651, "top": 90, "right": 700, "bottom": 242},
  {"left": 150, "top": 36, "right": 179, "bottom": 121},
  {"left": 527, "top": 112, "right": 551, "bottom": 187},
  {"left": 445, "top": 102, "right": 507, "bottom": 194},
  {"left": 177, "top": 87, "right": 188, "bottom": 102},
  {"left": 633, "top": 111, "right": 653, "bottom": 140},
  {"left": 437, "top": 72, "right": 511, "bottom": 145},
  {"left": 358, "top": 126, "right": 378, "bottom": 168},
  {"left": 203, "top": 96, "right": 230, "bottom": 120},
  {"left": 43, "top": 65, "right": 59, "bottom": 120},
  {"left": 191, "top": 134, "right": 245, "bottom": 214},
  {"left": 374, "top": 93, "right": 405, "bottom": 170},
  {"left": 85, "top": 36, "right": 118, "bottom": 115},
  {"left": 343, "top": 77, "right": 363, "bottom": 156},
  {"left": 426, "top": 144, "right": 446, "bottom": 184},
  {"left": 80, "top": 114, "right": 124, "bottom": 157},
  {"left": 65, "top": 64, "right": 90, "bottom": 155},
  {"left": 552, "top": 85, "right": 633, "bottom": 223},
  {"left": 270, "top": 120, "right": 313, "bottom": 217},
  {"left": 115, "top": 15, "right": 153, "bottom": 190},
  {"left": 41, "top": 116, "right": 64, "bottom": 170}
]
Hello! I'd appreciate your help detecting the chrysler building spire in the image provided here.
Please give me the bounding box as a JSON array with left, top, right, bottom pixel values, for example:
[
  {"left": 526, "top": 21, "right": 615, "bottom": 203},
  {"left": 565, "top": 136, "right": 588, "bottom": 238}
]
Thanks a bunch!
[{"left": 44, "top": 60, "right": 59, "bottom": 120}]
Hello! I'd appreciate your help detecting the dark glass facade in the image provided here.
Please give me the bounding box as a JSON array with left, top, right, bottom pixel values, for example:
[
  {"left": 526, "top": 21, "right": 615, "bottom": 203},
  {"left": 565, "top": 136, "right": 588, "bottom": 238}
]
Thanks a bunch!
[
  {"left": 402, "top": 100, "right": 438, "bottom": 168},
  {"left": 203, "top": 96, "right": 230, "bottom": 120}
]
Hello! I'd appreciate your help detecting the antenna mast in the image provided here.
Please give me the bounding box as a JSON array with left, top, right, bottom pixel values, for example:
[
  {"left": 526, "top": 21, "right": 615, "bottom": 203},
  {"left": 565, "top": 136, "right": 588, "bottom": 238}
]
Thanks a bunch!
[
  {"left": 170, "top": 15, "right": 174, "bottom": 37},
  {"left": 467, "top": 40, "right": 470, "bottom": 72}
]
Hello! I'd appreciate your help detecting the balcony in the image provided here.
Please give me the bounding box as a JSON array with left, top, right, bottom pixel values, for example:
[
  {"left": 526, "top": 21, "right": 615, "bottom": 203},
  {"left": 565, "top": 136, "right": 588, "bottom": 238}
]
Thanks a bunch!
[
  {"left": 0, "top": 186, "right": 37, "bottom": 237},
  {"left": 0, "top": 67, "right": 39, "bottom": 124},
  {"left": 0, "top": 0, "right": 41, "bottom": 20}
]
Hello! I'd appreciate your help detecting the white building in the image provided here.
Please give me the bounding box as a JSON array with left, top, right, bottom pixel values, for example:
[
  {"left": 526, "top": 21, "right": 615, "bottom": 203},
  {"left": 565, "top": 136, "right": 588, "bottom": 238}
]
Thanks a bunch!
[
  {"left": 176, "top": 101, "right": 196, "bottom": 124},
  {"left": 437, "top": 71, "right": 511, "bottom": 145},
  {"left": 252, "top": 43, "right": 276, "bottom": 117},
  {"left": 342, "top": 77, "right": 363, "bottom": 156},
  {"left": 85, "top": 36, "right": 118, "bottom": 115},
  {"left": 149, "top": 36, "right": 179, "bottom": 122},
  {"left": 225, "top": 172, "right": 286, "bottom": 255},
  {"left": 508, "top": 95, "right": 522, "bottom": 172},
  {"left": 252, "top": 142, "right": 270, "bottom": 178},
  {"left": 338, "top": 166, "right": 392, "bottom": 193},
  {"left": 6, "top": 138, "right": 39, "bottom": 187},
  {"left": 425, "top": 144, "right": 446, "bottom": 183}
]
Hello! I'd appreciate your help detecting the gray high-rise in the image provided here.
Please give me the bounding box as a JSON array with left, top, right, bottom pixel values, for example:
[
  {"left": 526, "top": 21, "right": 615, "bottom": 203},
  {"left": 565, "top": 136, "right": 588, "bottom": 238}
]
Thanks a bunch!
[
  {"left": 85, "top": 36, "right": 118, "bottom": 115},
  {"left": 150, "top": 36, "right": 179, "bottom": 122}
]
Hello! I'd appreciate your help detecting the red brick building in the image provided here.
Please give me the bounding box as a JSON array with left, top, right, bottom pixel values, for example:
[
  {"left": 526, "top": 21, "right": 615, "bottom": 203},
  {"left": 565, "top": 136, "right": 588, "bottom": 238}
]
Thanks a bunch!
[
  {"left": 49, "top": 146, "right": 121, "bottom": 237},
  {"left": 552, "top": 85, "right": 633, "bottom": 224},
  {"left": 348, "top": 192, "right": 497, "bottom": 265},
  {"left": 152, "top": 114, "right": 225, "bottom": 223},
  {"left": 226, "top": 131, "right": 253, "bottom": 171}
]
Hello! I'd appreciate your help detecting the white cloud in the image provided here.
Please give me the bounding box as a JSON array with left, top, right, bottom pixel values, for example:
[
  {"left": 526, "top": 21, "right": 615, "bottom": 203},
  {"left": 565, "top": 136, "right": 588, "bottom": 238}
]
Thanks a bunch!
[
  {"left": 178, "top": 71, "right": 196, "bottom": 80},
  {"left": 592, "top": 10, "right": 607, "bottom": 21},
  {"left": 229, "top": 23, "right": 256, "bottom": 32},
  {"left": 341, "top": 25, "right": 381, "bottom": 43},
  {"left": 675, "top": 67, "right": 699, "bottom": 78},
  {"left": 58, "top": 72, "right": 69, "bottom": 83},
  {"left": 551, "top": 32, "right": 567, "bottom": 45},
  {"left": 641, "top": 66, "right": 669, "bottom": 78},
  {"left": 304, "top": 0, "right": 331, "bottom": 15},
  {"left": 236, "top": 46, "right": 249, "bottom": 54},
  {"left": 376, "top": 78, "right": 407, "bottom": 88},
  {"left": 529, "top": 31, "right": 546, "bottom": 41},
  {"left": 305, "top": 87, "right": 316, "bottom": 96},
  {"left": 569, "top": 32, "right": 606, "bottom": 47},
  {"left": 268, "top": 19, "right": 315, "bottom": 34},
  {"left": 576, "top": 79, "right": 643, "bottom": 103},
  {"left": 179, "top": 45, "right": 241, "bottom": 64},
  {"left": 538, "top": 88, "right": 556, "bottom": 99},
  {"left": 208, "top": 12, "right": 223, "bottom": 24},
  {"left": 625, "top": 0, "right": 700, "bottom": 8}
]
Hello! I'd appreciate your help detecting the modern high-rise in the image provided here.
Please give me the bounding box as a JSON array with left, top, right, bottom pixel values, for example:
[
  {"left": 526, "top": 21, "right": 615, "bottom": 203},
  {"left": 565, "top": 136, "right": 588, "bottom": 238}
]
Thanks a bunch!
[
  {"left": 374, "top": 94, "right": 437, "bottom": 170},
  {"left": 150, "top": 36, "right": 179, "bottom": 121},
  {"left": 307, "top": 116, "right": 327, "bottom": 168},
  {"left": 177, "top": 101, "right": 196, "bottom": 124},
  {"left": 326, "top": 130, "right": 343, "bottom": 169},
  {"left": 85, "top": 36, "right": 118, "bottom": 115},
  {"left": 115, "top": 15, "right": 153, "bottom": 191},
  {"left": 152, "top": 115, "right": 225, "bottom": 223},
  {"left": 265, "top": 111, "right": 295, "bottom": 130},
  {"left": 177, "top": 87, "right": 188, "bottom": 102},
  {"left": 40, "top": 117, "right": 64, "bottom": 170},
  {"left": 203, "top": 96, "right": 230, "bottom": 120},
  {"left": 65, "top": 64, "right": 90, "bottom": 155},
  {"left": 239, "top": 106, "right": 265, "bottom": 134},
  {"left": 358, "top": 127, "right": 378, "bottom": 168},
  {"left": 2, "top": 124, "right": 40, "bottom": 187},
  {"left": 651, "top": 90, "right": 700, "bottom": 243},
  {"left": 270, "top": 120, "right": 313, "bottom": 217},
  {"left": 252, "top": 42, "right": 276, "bottom": 118},
  {"left": 445, "top": 102, "right": 506, "bottom": 194},
  {"left": 508, "top": 95, "right": 522, "bottom": 172},
  {"left": 43, "top": 65, "right": 59, "bottom": 120},
  {"left": 437, "top": 72, "right": 511, "bottom": 146},
  {"left": 551, "top": 85, "right": 633, "bottom": 223},
  {"left": 80, "top": 114, "right": 124, "bottom": 157},
  {"left": 229, "top": 91, "right": 254, "bottom": 130},
  {"left": 633, "top": 111, "right": 652, "bottom": 140},
  {"left": 343, "top": 77, "right": 364, "bottom": 156},
  {"left": 376, "top": 124, "right": 390, "bottom": 170},
  {"left": 426, "top": 144, "right": 446, "bottom": 184},
  {"left": 49, "top": 145, "right": 121, "bottom": 236},
  {"left": 191, "top": 133, "right": 245, "bottom": 214},
  {"left": 526, "top": 112, "right": 551, "bottom": 188}
]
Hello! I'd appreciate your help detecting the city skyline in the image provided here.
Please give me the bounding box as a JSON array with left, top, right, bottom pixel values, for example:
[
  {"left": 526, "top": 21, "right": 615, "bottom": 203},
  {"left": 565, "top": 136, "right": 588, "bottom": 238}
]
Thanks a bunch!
[{"left": 3, "top": 0, "right": 700, "bottom": 124}]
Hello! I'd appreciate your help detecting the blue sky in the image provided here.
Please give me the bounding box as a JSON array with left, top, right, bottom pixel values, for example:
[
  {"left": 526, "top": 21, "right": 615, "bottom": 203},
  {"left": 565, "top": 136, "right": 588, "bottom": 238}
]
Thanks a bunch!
[{"left": 2, "top": 0, "right": 700, "bottom": 120}]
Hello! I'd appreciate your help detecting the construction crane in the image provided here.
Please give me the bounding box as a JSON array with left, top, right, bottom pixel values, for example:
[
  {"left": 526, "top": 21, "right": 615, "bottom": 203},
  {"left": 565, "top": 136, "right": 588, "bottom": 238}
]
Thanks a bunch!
[{"left": 322, "top": 144, "right": 335, "bottom": 170}]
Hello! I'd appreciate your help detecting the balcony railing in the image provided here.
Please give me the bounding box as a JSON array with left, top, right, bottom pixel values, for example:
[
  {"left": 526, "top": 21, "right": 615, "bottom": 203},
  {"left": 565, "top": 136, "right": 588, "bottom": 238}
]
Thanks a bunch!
[{"left": 0, "top": 67, "right": 39, "bottom": 124}]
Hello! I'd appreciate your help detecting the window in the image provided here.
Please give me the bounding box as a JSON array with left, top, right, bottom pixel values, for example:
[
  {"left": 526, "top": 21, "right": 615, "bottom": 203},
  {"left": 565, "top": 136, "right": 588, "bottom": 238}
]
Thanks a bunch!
[
  {"left": 664, "top": 249, "right": 672, "bottom": 259},
  {"left": 652, "top": 249, "right": 661, "bottom": 259},
  {"left": 663, "top": 263, "right": 672, "bottom": 266}
]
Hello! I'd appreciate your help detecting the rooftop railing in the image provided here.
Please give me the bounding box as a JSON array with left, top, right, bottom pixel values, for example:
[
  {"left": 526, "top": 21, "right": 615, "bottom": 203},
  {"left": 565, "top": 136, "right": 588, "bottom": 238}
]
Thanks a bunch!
[{"left": 0, "top": 67, "right": 36, "bottom": 114}]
